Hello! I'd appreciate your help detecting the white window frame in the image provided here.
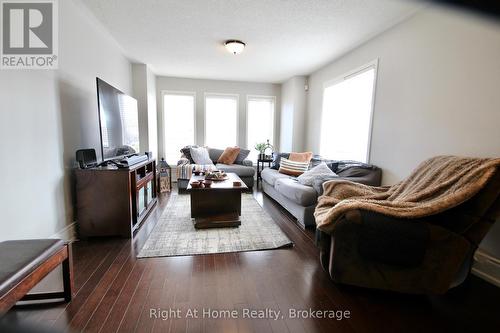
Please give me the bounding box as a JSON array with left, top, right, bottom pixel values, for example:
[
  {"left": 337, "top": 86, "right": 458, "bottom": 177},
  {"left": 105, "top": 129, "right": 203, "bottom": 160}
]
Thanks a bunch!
[
  {"left": 161, "top": 90, "right": 197, "bottom": 161},
  {"left": 320, "top": 59, "right": 378, "bottom": 163},
  {"left": 203, "top": 92, "right": 239, "bottom": 147},
  {"left": 246, "top": 94, "right": 277, "bottom": 152}
]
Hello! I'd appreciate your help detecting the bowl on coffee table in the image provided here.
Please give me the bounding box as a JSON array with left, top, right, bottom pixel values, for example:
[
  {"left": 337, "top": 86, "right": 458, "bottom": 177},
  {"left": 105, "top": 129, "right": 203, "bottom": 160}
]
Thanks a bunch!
[{"left": 190, "top": 180, "right": 204, "bottom": 188}]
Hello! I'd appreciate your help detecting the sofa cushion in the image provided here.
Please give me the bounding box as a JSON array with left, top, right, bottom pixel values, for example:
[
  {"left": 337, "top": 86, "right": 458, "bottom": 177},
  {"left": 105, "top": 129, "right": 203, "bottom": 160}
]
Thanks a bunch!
[
  {"left": 208, "top": 148, "right": 224, "bottom": 163},
  {"left": 337, "top": 167, "right": 382, "bottom": 186},
  {"left": 310, "top": 156, "right": 339, "bottom": 172},
  {"left": 298, "top": 162, "right": 337, "bottom": 186},
  {"left": 190, "top": 147, "right": 213, "bottom": 165},
  {"left": 218, "top": 147, "right": 240, "bottom": 164},
  {"left": 216, "top": 163, "right": 255, "bottom": 177},
  {"left": 234, "top": 148, "right": 251, "bottom": 164},
  {"left": 336, "top": 161, "right": 376, "bottom": 173},
  {"left": 241, "top": 159, "right": 253, "bottom": 167},
  {"left": 209, "top": 147, "right": 251, "bottom": 165},
  {"left": 312, "top": 175, "right": 342, "bottom": 195},
  {"left": 261, "top": 168, "right": 292, "bottom": 186},
  {"left": 337, "top": 166, "right": 375, "bottom": 177},
  {"left": 279, "top": 158, "right": 309, "bottom": 176},
  {"left": 180, "top": 145, "right": 199, "bottom": 163},
  {"left": 271, "top": 153, "right": 290, "bottom": 170},
  {"left": 274, "top": 178, "right": 318, "bottom": 206},
  {"left": 289, "top": 152, "right": 313, "bottom": 163}
]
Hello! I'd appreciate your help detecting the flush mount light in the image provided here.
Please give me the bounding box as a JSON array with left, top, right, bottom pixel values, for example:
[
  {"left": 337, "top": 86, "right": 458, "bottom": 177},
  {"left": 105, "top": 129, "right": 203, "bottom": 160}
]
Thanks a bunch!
[{"left": 224, "top": 40, "right": 245, "bottom": 55}]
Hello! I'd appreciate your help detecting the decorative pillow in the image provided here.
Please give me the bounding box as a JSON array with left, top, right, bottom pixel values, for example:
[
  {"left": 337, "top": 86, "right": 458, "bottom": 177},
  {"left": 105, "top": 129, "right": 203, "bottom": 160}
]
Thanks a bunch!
[
  {"left": 208, "top": 148, "right": 224, "bottom": 163},
  {"left": 327, "top": 162, "right": 340, "bottom": 173},
  {"left": 312, "top": 175, "right": 343, "bottom": 195},
  {"left": 289, "top": 152, "right": 313, "bottom": 163},
  {"left": 271, "top": 153, "right": 290, "bottom": 170},
  {"left": 190, "top": 147, "right": 213, "bottom": 165},
  {"left": 180, "top": 145, "right": 199, "bottom": 163},
  {"left": 234, "top": 148, "right": 251, "bottom": 164},
  {"left": 279, "top": 158, "right": 310, "bottom": 176},
  {"left": 297, "top": 163, "right": 337, "bottom": 186},
  {"left": 310, "top": 155, "right": 338, "bottom": 171},
  {"left": 218, "top": 147, "right": 241, "bottom": 165}
]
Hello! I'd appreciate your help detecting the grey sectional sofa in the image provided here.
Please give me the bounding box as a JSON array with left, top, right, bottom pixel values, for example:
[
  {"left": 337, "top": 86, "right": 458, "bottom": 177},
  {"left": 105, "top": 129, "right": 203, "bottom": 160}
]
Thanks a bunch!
[
  {"left": 177, "top": 147, "right": 255, "bottom": 191},
  {"left": 261, "top": 161, "right": 382, "bottom": 228}
]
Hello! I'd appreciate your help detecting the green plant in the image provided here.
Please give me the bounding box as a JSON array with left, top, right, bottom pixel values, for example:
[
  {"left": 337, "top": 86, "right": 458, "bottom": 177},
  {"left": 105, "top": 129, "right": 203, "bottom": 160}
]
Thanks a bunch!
[{"left": 254, "top": 142, "right": 266, "bottom": 153}]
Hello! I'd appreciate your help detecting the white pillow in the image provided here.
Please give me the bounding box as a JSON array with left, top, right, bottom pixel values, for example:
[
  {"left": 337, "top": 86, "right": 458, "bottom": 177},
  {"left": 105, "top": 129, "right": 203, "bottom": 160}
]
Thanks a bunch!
[
  {"left": 190, "top": 147, "right": 213, "bottom": 165},
  {"left": 297, "top": 162, "right": 337, "bottom": 186}
]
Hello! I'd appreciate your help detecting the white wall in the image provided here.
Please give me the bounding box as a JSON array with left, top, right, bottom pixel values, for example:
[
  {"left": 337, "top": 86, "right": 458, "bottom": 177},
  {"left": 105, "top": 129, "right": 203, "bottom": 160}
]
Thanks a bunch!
[
  {"left": 306, "top": 7, "right": 500, "bottom": 185},
  {"left": 280, "top": 79, "right": 295, "bottom": 152},
  {"left": 0, "top": 0, "right": 132, "bottom": 242},
  {"left": 132, "top": 63, "right": 158, "bottom": 157},
  {"left": 146, "top": 68, "right": 158, "bottom": 158},
  {"left": 132, "top": 64, "right": 149, "bottom": 154},
  {"left": 156, "top": 76, "right": 281, "bottom": 158},
  {"left": 280, "top": 76, "right": 307, "bottom": 152}
]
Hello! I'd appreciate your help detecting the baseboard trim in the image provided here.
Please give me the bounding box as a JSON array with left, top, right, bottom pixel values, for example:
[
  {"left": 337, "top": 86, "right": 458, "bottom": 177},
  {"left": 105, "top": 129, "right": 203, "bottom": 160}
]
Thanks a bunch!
[
  {"left": 50, "top": 222, "right": 77, "bottom": 242},
  {"left": 472, "top": 268, "right": 500, "bottom": 287},
  {"left": 472, "top": 248, "right": 500, "bottom": 288}
]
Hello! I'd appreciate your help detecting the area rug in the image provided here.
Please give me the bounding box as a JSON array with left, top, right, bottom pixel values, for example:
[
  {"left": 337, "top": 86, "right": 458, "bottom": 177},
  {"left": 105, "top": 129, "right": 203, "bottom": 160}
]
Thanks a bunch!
[{"left": 137, "top": 194, "right": 293, "bottom": 258}]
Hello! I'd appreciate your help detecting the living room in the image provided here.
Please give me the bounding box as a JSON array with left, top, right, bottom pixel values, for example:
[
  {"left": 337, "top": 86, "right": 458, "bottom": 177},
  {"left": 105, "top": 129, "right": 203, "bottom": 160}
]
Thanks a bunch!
[{"left": 1, "top": 0, "right": 500, "bottom": 332}]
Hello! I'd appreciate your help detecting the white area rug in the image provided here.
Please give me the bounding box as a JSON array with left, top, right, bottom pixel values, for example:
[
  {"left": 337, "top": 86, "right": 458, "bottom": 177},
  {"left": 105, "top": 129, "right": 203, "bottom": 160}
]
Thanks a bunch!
[{"left": 137, "top": 194, "right": 293, "bottom": 258}]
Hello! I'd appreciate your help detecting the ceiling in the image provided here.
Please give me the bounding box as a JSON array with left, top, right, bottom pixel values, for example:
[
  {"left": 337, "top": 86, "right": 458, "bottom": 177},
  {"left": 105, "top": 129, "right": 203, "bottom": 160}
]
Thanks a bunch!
[{"left": 82, "top": 0, "right": 420, "bottom": 83}]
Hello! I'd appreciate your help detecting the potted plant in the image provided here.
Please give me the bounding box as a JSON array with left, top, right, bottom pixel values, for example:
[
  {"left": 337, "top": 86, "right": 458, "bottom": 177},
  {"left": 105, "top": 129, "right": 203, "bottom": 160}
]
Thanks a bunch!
[{"left": 254, "top": 142, "right": 267, "bottom": 160}]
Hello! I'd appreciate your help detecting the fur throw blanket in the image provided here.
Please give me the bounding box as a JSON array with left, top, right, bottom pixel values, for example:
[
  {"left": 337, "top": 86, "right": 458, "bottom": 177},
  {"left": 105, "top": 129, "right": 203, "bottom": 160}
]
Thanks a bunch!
[{"left": 315, "top": 156, "right": 500, "bottom": 233}]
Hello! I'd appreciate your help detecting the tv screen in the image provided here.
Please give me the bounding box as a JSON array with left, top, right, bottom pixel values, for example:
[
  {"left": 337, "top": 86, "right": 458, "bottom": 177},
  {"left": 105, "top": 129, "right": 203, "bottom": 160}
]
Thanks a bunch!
[{"left": 96, "top": 78, "right": 140, "bottom": 161}]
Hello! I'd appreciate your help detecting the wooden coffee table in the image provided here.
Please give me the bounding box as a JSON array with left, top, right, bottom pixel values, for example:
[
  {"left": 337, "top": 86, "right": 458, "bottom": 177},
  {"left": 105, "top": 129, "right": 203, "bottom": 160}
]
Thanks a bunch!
[{"left": 187, "top": 172, "right": 248, "bottom": 229}]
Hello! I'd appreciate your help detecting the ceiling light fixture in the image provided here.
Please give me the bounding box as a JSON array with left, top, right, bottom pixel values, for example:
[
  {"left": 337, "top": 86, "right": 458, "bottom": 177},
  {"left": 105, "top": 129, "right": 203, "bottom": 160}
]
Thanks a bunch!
[{"left": 224, "top": 40, "right": 245, "bottom": 55}]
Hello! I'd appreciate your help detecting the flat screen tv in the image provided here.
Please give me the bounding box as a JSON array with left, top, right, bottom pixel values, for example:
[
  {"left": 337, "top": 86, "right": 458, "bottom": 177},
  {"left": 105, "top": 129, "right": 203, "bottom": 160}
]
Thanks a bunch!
[{"left": 96, "top": 78, "right": 140, "bottom": 161}]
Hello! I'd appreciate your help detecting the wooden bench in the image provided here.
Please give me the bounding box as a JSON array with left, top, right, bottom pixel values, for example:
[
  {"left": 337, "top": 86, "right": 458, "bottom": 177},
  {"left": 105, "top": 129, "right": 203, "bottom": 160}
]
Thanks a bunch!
[{"left": 0, "top": 239, "right": 73, "bottom": 315}]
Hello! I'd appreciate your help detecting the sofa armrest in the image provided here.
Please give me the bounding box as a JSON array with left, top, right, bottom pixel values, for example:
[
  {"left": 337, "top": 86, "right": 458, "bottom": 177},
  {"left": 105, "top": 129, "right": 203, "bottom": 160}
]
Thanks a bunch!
[
  {"left": 337, "top": 173, "right": 381, "bottom": 187},
  {"left": 354, "top": 210, "right": 430, "bottom": 267},
  {"left": 240, "top": 159, "right": 253, "bottom": 167},
  {"left": 319, "top": 210, "right": 430, "bottom": 267},
  {"left": 321, "top": 209, "right": 472, "bottom": 293}
]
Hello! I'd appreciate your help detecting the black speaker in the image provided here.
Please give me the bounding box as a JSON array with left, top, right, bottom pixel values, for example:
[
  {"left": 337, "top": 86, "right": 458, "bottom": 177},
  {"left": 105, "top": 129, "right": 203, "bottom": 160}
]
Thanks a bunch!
[{"left": 76, "top": 149, "right": 97, "bottom": 169}]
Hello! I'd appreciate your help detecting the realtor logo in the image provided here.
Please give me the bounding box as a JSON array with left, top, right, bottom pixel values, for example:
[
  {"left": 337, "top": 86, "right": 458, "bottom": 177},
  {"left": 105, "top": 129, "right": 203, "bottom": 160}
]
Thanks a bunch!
[{"left": 1, "top": 0, "right": 58, "bottom": 69}]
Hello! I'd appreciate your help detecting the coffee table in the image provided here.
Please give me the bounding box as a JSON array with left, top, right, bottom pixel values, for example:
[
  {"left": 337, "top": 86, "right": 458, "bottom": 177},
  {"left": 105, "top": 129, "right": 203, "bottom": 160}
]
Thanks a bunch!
[{"left": 187, "top": 172, "right": 248, "bottom": 229}]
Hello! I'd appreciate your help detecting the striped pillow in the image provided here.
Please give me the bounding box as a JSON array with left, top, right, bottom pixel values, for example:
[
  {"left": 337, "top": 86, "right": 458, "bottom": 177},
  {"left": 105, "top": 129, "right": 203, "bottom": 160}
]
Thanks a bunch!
[{"left": 279, "top": 158, "right": 309, "bottom": 176}]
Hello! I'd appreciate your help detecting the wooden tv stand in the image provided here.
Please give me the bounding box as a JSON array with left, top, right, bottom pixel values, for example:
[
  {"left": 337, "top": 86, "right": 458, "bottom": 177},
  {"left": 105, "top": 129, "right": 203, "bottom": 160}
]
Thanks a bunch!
[{"left": 75, "top": 159, "right": 157, "bottom": 239}]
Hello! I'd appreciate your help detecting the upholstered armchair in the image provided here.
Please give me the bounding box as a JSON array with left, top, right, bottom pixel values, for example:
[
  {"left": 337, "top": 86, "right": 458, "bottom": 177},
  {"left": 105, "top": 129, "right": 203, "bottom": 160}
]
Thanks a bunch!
[{"left": 317, "top": 169, "right": 500, "bottom": 294}]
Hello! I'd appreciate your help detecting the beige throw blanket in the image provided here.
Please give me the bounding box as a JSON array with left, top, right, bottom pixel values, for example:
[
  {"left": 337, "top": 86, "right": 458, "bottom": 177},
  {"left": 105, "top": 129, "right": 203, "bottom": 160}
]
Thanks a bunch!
[{"left": 315, "top": 156, "right": 500, "bottom": 233}]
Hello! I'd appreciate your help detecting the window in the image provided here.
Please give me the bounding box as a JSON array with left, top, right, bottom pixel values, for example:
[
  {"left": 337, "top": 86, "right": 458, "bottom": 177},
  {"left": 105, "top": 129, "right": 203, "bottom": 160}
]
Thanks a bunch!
[
  {"left": 205, "top": 94, "right": 238, "bottom": 148},
  {"left": 247, "top": 96, "right": 275, "bottom": 162},
  {"left": 320, "top": 63, "right": 377, "bottom": 162},
  {"left": 162, "top": 92, "right": 195, "bottom": 163}
]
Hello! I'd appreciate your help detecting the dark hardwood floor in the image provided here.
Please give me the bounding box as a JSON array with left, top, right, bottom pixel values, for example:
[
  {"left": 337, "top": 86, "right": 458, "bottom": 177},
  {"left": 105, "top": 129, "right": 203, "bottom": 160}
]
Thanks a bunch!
[{"left": 3, "top": 187, "right": 500, "bottom": 333}]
